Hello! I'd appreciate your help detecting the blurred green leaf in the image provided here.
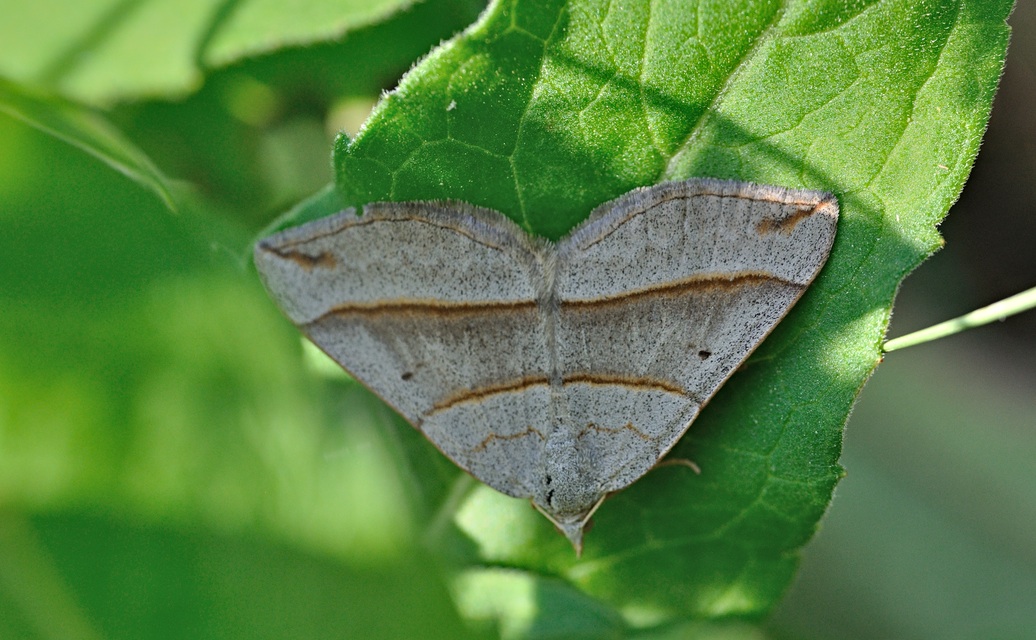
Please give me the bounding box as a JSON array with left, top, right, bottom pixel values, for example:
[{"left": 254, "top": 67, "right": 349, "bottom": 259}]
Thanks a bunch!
[
  {"left": 0, "top": 0, "right": 485, "bottom": 105},
  {"left": 204, "top": 0, "right": 436, "bottom": 66},
  {"left": 773, "top": 344, "right": 1036, "bottom": 638},
  {"left": 0, "top": 77, "right": 175, "bottom": 209},
  {"left": 324, "top": 0, "right": 1013, "bottom": 630},
  {"left": 0, "top": 511, "right": 478, "bottom": 640},
  {"left": 0, "top": 113, "right": 470, "bottom": 639},
  {"left": 1, "top": 0, "right": 220, "bottom": 103},
  {"left": 454, "top": 568, "right": 624, "bottom": 640},
  {"left": 259, "top": 182, "right": 345, "bottom": 236}
]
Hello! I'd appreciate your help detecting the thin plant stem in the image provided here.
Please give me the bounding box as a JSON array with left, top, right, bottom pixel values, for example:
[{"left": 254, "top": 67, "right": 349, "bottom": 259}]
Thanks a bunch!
[{"left": 884, "top": 285, "right": 1036, "bottom": 352}]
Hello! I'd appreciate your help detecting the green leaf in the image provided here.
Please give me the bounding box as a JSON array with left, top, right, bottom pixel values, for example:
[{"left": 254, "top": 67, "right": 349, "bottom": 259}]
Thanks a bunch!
[
  {"left": 0, "top": 0, "right": 482, "bottom": 105},
  {"left": 1, "top": 0, "right": 221, "bottom": 103},
  {"left": 453, "top": 568, "right": 625, "bottom": 640},
  {"left": 329, "top": 0, "right": 1013, "bottom": 629},
  {"left": 0, "top": 511, "right": 478, "bottom": 640},
  {"left": 0, "top": 77, "right": 175, "bottom": 210},
  {"left": 204, "top": 0, "right": 436, "bottom": 66},
  {"left": 0, "top": 116, "right": 477, "bottom": 639},
  {"left": 257, "top": 182, "right": 346, "bottom": 238}
]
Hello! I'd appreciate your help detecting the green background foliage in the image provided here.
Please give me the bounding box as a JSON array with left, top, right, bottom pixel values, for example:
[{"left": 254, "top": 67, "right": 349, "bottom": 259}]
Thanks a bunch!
[{"left": 1, "top": 0, "right": 1031, "bottom": 638}]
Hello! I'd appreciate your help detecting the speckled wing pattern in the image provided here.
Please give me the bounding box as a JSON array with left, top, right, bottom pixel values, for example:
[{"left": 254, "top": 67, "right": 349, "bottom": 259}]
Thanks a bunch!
[{"left": 254, "top": 178, "right": 838, "bottom": 550}]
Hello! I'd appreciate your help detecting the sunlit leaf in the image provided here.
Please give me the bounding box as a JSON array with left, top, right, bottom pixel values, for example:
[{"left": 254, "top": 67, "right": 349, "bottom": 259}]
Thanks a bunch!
[{"left": 326, "top": 0, "right": 1013, "bottom": 629}]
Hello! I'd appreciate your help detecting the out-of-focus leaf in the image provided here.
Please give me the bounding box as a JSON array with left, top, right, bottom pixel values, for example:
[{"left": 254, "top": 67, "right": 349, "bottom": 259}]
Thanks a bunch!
[
  {"left": 0, "top": 0, "right": 485, "bottom": 105},
  {"left": 773, "top": 342, "right": 1036, "bottom": 639},
  {"left": 206, "top": 0, "right": 429, "bottom": 66},
  {"left": 454, "top": 568, "right": 624, "bottom": 640},
  {"left": 0, "top": 77, "right": 175, "bottom": 209},
  {"left": 0, "top": 512, "right": 478, "bottom": 640},
  {"left": 0, "top": 107, "right": 473, "bottom": 640},
  {"left": 257, "top": 182, "right": 345, "bottom": 237}
]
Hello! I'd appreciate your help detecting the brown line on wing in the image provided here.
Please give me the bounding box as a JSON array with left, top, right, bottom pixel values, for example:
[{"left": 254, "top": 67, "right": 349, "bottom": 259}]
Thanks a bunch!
[
  {"left": 755, "top": 205, "right": 823, "bottom": 236},
  {"left": 427, "top": 372, "right": 691, "bottom": 416},
  {"left": 263, "top": 209, "right": 519, "bottom": 253},
  {"left": 307, "top": 271, "right": 798, "bottom": 323},
  {"left": 307, "top": 298, "right": 539, "bottom": 323},
  {"left": 262, "top": 245, "right": 339, "bottom": 270},
  {"left": 561, "top": 372, "right": 687, "bottom": 397},
  {"left": 561, "top": 270, "right": 804, "bottom": 309},
  {"left": 468, "top": 426, "right": 547, "bottom": 453},
  {"left": 575, "top": 190, "right": 833, "bottom": 251},
  {"left": 428, "top": 375, "right": 552, "bottom": 414}
]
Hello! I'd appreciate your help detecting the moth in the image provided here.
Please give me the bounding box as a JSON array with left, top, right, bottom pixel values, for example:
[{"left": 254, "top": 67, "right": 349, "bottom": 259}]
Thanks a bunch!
[{"left": 255, "top": 178, "right": 838, "bottom": 552}]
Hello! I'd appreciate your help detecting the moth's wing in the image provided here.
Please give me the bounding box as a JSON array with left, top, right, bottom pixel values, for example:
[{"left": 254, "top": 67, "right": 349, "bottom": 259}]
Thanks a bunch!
[
  {"left": 254, "top": 202, "right": 552, "bottom": 499},
  {"left": 553, "top": 178, "right": 838, "bottom": 495}
]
